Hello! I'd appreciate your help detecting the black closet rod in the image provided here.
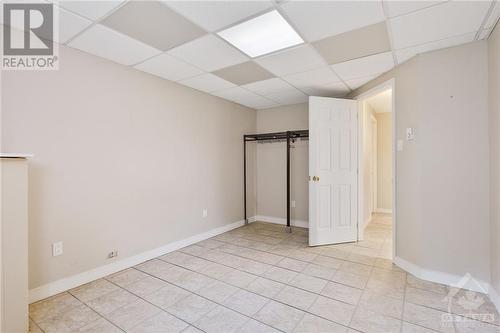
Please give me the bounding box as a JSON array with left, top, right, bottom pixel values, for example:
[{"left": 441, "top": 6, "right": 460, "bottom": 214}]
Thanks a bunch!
[{"left": 244, "top": 130, "right": 309, "bottom": 142}]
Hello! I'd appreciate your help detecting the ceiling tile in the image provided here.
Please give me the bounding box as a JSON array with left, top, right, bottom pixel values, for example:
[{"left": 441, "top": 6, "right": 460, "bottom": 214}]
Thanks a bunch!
[
  {"left": 168, "top": 35, "right": 248, "bottom": 72},
  {"left": 17, "top": 4, "right": 91, "bottom": 44},
  {"left": 242, "top": 78, "right": 307, "bottom": 105},
  {"left": 213, "top": 87, "right": 278, "bottom": 109},
  {"left": 395, "top": 32, "right": 476, "bottom": 64},
  {"left": 101, "top": 1, "right": 206, "bottom": 51},
  {"left": 212, "top": 61, "right": 274, "bottom": 85},
  {"left": 331, "top": 52, "right": 394, "bottom": 81},
  {"left": 301, "top": 81, "right": 350, "bottom": 98},
  {"left": 280, "top": 1, "right": 385, "bottom": 42},
  {"left": 68, "top": 24, "right": 161, "bottom": 66},
  {"left": 345, "top": 75, "right": 378, "bottom": 90},
  {"left": 266, "top": 89, "right": 309, "bottom": 105},
  {"left": 283, "top": 67, "right": 342, "bottom": 90},
  {"left": 385, "top": 1, "right": 444, "bottom": 18},
  {"left": 484, "top": 1, "right": 500, "bottom": 30},
  {"left": 313, "top": 22, "right": 391, "bottom": 65},
  {"left": 242, "top": 78, "right": 295, "bottom": 95},
  {"left": 134, "top": 54, "right": 203, "bottom": 82},
  {"left": 58, "top": 1, "right": 124, "bottom": 21},
  {"left": 178, "top": 73, "right": 236, "bottom": 93},
  {"left": 389, "top": 1, "right": 491, "bottom": 49},
  {"left": 164, "top": 1, "right": 273, "bottom": 32},
  {"left": 255, "top": 44, "right": 326, "bottom": 76},
  {"left": 51, "top": 6, "right": 92, "bottom": 44}
]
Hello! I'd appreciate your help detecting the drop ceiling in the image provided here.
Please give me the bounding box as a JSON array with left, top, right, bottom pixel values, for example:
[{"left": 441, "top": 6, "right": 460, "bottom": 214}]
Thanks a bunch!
[{"left": 14, "top": 0, "right": 500, "bottom": 110}]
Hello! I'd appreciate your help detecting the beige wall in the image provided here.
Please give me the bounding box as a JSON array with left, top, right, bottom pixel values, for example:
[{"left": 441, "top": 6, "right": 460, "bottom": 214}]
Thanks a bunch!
[
  {"left": 1, "top": 45, "right": 257, "bottom": 289},
  {"left": 361, "top": 103, "right": 376, "bottom": 227},
  {"left": 375, "top": 113, "right": 393, "bottom": 210},
  {"left": 489, "top": 23, "right": 500, "bottom": 298},
  {"left": 351, "top": 41, "right": 490, "bottom": 283},
  {"left": 255, "top": 104, "right": 309, "bottom": 223}
]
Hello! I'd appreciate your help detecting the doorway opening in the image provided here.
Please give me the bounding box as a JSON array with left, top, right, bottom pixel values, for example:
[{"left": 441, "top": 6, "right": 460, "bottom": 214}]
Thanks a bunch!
[{"left": 357, "top": 81, "right": 396, "bottom": 261}]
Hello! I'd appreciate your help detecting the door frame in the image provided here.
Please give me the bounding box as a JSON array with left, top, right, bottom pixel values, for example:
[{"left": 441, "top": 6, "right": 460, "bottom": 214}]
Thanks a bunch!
[
  {"left": 354, "top": 78, "right": 396, "bottom": 260},
  {"left": 370, "top": 113, "right": 378, "bottom": 215}
]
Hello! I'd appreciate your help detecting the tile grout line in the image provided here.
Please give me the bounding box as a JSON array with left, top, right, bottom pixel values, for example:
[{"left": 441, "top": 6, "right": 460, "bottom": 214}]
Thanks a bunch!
[
  {"left": 137, "top": 263, "right": 358, "bottom": 333},
  {"left": 171, "top": 245, "right": 365, "bottom": 307},
  {"left": 105, "top": 268, "right": 285, "bottom": 333},
  {"left": 153, "top": 253, "right": 369, "bottom": 331},
  {"left": 201, "top": 229, "right": 390, "bottom": 292},
  {"left": 102, "top": 277, "right": 211, "bottom": 333},
  {"left": 67, "top": 290, "right": 127, "bottom": 333},
  {"left": 37, "top": 220, "right": 481, "bottom": 332}
]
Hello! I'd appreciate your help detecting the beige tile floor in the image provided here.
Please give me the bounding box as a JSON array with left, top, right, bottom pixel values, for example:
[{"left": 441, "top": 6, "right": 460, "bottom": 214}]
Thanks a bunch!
[{"left": 29, "top": 214, "right": 499, "bottom": 333}]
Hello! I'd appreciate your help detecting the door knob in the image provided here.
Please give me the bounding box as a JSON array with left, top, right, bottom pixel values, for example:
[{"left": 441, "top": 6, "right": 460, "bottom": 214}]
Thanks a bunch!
[{"left": 312, "top": 176, "right": 320, "bottom": 181}]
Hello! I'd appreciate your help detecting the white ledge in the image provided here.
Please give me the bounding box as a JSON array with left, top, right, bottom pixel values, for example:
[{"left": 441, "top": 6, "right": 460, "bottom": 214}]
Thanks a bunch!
[{"left": 0, "top": 153, "right": 33, "bottom": 159}]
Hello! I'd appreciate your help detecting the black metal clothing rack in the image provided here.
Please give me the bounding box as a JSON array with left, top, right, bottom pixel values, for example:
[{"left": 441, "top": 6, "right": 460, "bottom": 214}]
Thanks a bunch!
[{"left": 243, "top": 130, "right": 309, "bottom": 232}]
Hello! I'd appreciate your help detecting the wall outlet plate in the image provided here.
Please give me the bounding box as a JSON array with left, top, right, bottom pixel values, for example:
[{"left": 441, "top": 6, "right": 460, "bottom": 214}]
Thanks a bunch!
[
  {"left": 108, "top": 251, "right": 118, "bottom": 259},
  {"left": 52, "top": 242, "right": 63, "bottom": 257}
]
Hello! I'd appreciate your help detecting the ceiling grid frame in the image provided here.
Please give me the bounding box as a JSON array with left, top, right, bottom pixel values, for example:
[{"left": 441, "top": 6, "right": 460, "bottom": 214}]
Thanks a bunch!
[{"left": 28, "top": 0, "right": 498, "bottom": 110}]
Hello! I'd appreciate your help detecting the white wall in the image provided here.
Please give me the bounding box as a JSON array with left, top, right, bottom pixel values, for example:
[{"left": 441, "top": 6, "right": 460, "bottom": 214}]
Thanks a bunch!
[
  {"left": 375, "top": 112, "right": 393, "bottom": 210},
  {"left": 489, "top": 23, "right": 500, "bottom": 301},
  {"left": 1, "top": 45, "right": 257, "bottom": 290},
  {"left": 351, "top": 41, "right": 490, "bottom": 285},
  {"left": 255, "top": 104, "right": 309, "bottom": 224},
  {"left": 361, "top": 103, "right": 376, "bottom": 228}
]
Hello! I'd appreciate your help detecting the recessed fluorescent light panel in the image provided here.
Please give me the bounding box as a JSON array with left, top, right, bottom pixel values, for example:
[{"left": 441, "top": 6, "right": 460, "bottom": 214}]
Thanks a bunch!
[{"left": 217, "top": 10, "right": 303, "bottom": 58}]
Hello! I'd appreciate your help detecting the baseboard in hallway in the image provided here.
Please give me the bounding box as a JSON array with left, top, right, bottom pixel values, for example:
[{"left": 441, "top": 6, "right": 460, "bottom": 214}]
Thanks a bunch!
[{"left": 374, "top": 208, "right": 393, "bottom": 214}]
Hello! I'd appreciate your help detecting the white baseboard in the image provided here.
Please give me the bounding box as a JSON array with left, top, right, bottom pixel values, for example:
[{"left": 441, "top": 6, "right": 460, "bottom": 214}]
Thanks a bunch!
[
  {"left": 394, "top": 256, "right": 491, "bottom": 294},
  {"left": 252, "top": 215, "right": 308, "bottom": 228},
  {"left": 29, "top": 219, "right": 246, "bottom": 304},
  {"left": 247, "top": 216, "right": 257, "bottom": 223},
  {"left": 375, "top": 208, "right": 392, "bottom": 214}
]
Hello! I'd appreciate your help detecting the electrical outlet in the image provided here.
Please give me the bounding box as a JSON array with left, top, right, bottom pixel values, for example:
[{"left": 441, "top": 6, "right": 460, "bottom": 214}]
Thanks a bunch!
[
  {"left": 108, "top": 251, "right": 118, "bottom": 259},
  {"left": 202, "top": 209, "right": 208, "bottom": 218},
  {"left": 52, "top": 242, "right": 63, "bottom": 257},
  {"left": 291, "top": 200, "right": 296, "bottom": 208}
]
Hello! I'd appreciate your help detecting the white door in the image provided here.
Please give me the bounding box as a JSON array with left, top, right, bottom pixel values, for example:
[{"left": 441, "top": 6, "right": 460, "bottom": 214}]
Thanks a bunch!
[{"left": 309, "top": 97, "right": 358, "bottom": 246}]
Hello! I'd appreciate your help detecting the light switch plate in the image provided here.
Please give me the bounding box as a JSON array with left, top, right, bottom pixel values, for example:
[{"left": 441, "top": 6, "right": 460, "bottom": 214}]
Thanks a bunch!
[
  {"left": 291, "top": 200, "right": 296, "bottom": 208},
  {"left": 202, "top": 209, "right": 208, "bottom": 218},
  {"left": 52, "top": 242, "right": 63, "bottom": 257},
  {"left": 406, "top": 127, "right": 415, "bottom": 141}
]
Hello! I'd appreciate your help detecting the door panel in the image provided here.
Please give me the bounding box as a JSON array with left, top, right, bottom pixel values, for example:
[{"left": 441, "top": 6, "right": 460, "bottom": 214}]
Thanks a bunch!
[{"left": 309, "top": 97, "right": 358, "bottom": 246}]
